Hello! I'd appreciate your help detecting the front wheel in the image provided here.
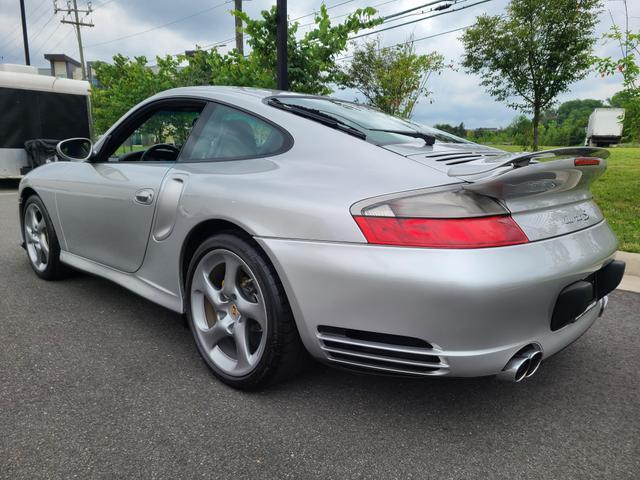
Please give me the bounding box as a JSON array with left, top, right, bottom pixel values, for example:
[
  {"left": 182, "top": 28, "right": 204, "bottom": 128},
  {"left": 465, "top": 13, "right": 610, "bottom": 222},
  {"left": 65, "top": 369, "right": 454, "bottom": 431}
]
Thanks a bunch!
[
  {"left": 23, "top": 195, "right": 67, "bottom": 280},
  {"left": 186, "top": 233, "right": 307, "bottom": 389}
]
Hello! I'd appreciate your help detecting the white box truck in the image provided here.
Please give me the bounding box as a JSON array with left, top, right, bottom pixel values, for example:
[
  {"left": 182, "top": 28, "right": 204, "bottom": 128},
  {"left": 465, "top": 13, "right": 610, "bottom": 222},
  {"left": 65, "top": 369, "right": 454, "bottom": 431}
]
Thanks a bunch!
[
  {"left": 0, "top": 64, "right": 91, "bottom": 178},
  {"left": 585, "top": 107, "right": 625, "bottom": 147}
]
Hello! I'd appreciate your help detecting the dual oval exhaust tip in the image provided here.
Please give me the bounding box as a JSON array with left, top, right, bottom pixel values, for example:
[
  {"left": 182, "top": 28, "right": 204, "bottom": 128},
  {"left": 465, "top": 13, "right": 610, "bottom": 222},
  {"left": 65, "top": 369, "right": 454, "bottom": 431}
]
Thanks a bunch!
[
  {"left": 497, "top": 296, "right": 609, "bottom": 383},
  {"left": 497, "top": 345, "right": 543, "bottom": 382}
]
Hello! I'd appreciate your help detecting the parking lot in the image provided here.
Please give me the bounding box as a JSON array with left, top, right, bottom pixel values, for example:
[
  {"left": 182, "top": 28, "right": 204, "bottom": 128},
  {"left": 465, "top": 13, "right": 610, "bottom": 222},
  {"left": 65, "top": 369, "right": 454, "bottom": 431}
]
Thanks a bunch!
[{"left": 0, "top": 180, "right": 638, "bottom": 479}]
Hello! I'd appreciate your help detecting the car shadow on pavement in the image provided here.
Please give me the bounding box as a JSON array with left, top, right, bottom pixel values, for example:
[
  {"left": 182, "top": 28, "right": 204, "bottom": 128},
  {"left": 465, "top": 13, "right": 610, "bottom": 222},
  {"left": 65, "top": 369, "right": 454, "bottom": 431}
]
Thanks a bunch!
[
  {"left": 60, "top": 266, "right": 612, "bottom": 425},
  {"left": 5, "top": 250, "right": 638, "bottom": 480}
]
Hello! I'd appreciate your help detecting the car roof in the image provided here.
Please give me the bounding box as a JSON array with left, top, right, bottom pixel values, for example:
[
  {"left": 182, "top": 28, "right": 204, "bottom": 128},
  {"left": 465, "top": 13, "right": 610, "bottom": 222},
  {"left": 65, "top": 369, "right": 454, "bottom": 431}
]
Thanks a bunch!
[{"left": 150, "top": 85, "right": 311, "bottom": 103}]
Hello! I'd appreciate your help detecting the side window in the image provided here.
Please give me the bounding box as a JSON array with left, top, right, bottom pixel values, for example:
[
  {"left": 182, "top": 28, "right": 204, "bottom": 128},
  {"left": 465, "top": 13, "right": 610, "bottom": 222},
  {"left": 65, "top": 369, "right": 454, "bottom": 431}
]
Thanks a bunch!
[
  {"left": 109, "top": 106, "right": 203, "bottom": 162},
  {"left": 184, "top": 103, "right": 287, "bottom": 161}
]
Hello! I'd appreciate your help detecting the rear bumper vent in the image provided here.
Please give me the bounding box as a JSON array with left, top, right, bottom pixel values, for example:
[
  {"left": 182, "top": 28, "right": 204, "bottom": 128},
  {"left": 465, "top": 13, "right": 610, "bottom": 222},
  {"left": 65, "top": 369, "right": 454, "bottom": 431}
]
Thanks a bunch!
[{"left": 316, "top": 326, "right": 448, "bottom": 376}]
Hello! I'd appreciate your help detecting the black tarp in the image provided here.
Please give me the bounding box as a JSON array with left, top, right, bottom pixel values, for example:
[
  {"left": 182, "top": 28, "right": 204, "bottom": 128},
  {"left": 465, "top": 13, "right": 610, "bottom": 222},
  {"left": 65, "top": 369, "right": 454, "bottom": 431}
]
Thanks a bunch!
[
  {"left": 24, "top": 139, "right": 60, "bottom": 167},
  {"left": 0, "top": 87, "right": 90, "bottom": 149}
]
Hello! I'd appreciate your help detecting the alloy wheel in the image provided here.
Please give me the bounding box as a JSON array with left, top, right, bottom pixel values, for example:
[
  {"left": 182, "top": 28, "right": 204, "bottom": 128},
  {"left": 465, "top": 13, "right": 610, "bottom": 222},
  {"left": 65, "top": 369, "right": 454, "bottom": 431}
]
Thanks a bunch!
[
  {"left": 190, "top": 249, "right": 268, "bottom": 377},
  {"left": 24, "top": 203, "right": 50, "bottom": 272}
]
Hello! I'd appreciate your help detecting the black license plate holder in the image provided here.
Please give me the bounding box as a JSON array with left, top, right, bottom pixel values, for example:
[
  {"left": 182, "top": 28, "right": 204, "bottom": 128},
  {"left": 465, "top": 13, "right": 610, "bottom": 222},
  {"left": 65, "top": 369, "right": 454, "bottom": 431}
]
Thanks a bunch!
[{"left": 550, "top": 260, "right": 625, "bottom": 331}]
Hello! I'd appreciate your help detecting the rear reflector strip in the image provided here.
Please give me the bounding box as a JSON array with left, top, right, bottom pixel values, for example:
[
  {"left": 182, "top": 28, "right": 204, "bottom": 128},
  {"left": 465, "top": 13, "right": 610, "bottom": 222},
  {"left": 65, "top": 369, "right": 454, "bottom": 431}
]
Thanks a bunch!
[
  {"left": 354, "top": 215, "right": 529, "bottom": 249},
  {"left": 574, "top": 157, "right": 601, "bottom": 166}
]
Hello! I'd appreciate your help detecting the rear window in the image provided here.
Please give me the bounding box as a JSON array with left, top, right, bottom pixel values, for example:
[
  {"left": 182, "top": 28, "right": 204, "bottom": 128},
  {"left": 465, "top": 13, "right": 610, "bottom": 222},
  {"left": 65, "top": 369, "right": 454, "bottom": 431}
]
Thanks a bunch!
[
  {"left": 183, "top": 103, "right": 289, "bottom": 161},
  {"left": 270, "top": 96, "right": 471, "bottom": 145}
]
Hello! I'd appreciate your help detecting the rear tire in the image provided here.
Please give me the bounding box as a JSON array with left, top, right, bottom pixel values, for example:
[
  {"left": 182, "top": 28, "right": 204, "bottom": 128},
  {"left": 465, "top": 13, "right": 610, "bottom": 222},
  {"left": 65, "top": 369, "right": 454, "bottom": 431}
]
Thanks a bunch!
[
  {"left": 185, "top": 233, "right": 308, "bottom": 389},
  {"left": 22, "top": 195, "right": 67, "bottom": 280}
]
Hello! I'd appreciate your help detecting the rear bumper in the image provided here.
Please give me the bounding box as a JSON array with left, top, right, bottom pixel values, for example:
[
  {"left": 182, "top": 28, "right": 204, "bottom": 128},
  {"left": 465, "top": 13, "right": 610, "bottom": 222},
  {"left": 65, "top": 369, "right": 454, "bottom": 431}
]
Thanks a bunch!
[{"left": 257, "top": 220, "right": 619, "bottom": 378}]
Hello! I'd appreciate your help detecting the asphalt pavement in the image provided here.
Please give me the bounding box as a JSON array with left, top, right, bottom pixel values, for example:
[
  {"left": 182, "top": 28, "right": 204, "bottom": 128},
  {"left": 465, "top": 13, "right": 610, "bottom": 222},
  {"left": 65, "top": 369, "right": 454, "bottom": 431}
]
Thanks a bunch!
[{"left": 0, "top": 180, "right": 638, "bottom": 479}]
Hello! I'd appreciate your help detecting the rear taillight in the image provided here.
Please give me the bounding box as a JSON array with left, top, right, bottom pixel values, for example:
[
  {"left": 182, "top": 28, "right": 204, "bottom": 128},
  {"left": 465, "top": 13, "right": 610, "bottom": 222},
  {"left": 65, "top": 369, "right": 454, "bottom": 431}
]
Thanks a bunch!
[
  {"left": 351, "top": 186, "right": 529, "bottom": 249},
  {"left": 354, "top": 216, "right": 528, "bottom": 248},
  {"left": 574, "top": 157, "right": 601, "bottom": 166}
]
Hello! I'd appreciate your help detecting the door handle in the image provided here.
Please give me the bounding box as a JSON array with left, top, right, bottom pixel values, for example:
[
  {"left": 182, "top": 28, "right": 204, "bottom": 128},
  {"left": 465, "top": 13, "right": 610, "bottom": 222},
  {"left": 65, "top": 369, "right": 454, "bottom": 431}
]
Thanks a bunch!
[{"left": 134, "top": 188, "right": 154, "bottom": 205}]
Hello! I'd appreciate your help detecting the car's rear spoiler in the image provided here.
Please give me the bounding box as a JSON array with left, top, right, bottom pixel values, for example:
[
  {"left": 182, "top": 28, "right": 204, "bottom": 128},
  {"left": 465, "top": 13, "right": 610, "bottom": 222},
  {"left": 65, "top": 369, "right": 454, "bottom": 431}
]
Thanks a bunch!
[{"left": 447, "top": 147, "right": 610, "bottom": 177}]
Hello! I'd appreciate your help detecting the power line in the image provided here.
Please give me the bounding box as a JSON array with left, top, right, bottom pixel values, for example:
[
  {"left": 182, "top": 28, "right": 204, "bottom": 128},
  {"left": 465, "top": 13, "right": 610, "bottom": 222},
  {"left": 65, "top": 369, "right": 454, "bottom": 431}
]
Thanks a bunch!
[
  {"left": 31, "top": 21, "right": 63, "bottom": 58},
  {"left": 188, "top": 0, "right": 367, "bottom": 55},
  {"left": 92, "top": 0, "right": 484, "bottom": 65},
  {"left": 349, "top": 0, "right": 493, "bottom": 40},
  {"left": 2, "top": 0, "right": 54, "bottom": 58},
  {"left": 92, "top": 0, "right": 118, "bottom": 8},
  {"left": 0, "top": 0, "right": 49, "bottom": 60},
  {"left": 30, "top": 14, "right": 57, "bottom": 43},
  {"left": 184, "top": 0, "right": 452, "bottom": 57},
  {"left": 26, "top": 0, "right": 54, "bottom": 30},
  {"left": 297, "top": 0, "right": 399, "bottom": 29},
  {"left": 337, "top": 24, "right": 471, "bottom": 60},
  {"left": 383, "top": 0, "right": 451, "bottom": 20},
  {"left": 379, "top": 0, "right": 474, "bottom": 26},
  {"left": 0, "top": 0, "right": 49, "bottom": 46},
  {"left": 23, "top": 0, "right": 53, "bottom": 24},
  {"left": 0, "top": 28, "right": 24, "bottom": 55},
  {"left": 85, "top": 1, "right": 232, "bottom": 48},
  {"left": 33, "top": 21, "right": 76, "bottom": 60},
  {"left": 193, "top": 0, "right": 384, "bottom": 53},
  {"left": 49, "top": 27, "right": 75, "bottom": 52},
  {"left": 31, "top": 0, "right": 51, "bottom": 13},
  {"left": 0, "top": 23, "right": 22, "bottom": 46},
  {"left": 290, "top": 0, "right": 355, "bottom": 22}
]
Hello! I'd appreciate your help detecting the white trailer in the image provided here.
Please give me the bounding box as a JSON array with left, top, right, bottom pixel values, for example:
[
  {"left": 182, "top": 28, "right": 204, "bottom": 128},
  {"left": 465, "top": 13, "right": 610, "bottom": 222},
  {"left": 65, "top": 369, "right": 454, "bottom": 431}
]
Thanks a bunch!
[
  {"left": 585, "top": 107, "right": 625, "bottom": 147},
  {"left": 0, "top": 64, "right": 91, "bottom": 178}
]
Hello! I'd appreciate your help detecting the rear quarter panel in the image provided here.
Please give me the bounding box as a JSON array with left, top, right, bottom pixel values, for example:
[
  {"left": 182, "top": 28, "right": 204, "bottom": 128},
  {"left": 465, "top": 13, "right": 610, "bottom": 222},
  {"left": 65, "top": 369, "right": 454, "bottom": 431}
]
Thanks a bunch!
[{"left": 140, "top": 118, "right": 459, "bottom": 308}]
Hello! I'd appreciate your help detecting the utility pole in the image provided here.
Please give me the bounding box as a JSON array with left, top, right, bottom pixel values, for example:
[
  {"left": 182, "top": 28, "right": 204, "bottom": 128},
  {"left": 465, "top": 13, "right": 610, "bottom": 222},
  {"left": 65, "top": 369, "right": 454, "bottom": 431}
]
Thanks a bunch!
[
  {"left": 276, "top": 0, "right": 288, "bottom": 90},
  {"left": 19, "top": 0, "right": 30, "bottom": 65},
  {"left": 234, "top": 0, "right": 243, "bottom": 55},
  {"left": 54, "top": 0, "right": 94, "bottom": 80}
]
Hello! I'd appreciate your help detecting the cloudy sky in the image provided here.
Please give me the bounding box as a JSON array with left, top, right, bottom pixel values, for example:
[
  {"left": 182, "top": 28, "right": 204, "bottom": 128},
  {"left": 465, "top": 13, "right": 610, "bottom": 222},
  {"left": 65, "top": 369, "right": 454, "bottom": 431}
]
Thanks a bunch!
[{"left": 0, "top": 0, "right": 637, "bottom": 127}]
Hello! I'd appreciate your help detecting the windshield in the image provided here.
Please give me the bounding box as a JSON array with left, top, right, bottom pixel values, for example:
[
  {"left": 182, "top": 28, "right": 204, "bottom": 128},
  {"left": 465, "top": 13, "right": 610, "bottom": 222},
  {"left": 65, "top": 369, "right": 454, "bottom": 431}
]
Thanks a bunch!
[{"left": 271, "top": 96, "right": 471, "bottom": 145}]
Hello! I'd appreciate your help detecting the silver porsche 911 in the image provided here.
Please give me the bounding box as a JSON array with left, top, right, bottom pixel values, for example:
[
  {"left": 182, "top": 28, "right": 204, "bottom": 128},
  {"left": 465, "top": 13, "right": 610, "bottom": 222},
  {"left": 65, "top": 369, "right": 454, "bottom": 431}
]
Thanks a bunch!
[{"left": 18, "top": 86, "right": 625, "bottom": 389}]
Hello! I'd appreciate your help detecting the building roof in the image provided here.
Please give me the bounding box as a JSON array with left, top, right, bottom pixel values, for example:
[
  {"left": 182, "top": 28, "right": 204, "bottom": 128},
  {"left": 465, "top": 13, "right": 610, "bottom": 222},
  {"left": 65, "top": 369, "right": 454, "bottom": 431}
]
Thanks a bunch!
[{"left": 44, "top": 54, "right": 81, "bottom": 67}]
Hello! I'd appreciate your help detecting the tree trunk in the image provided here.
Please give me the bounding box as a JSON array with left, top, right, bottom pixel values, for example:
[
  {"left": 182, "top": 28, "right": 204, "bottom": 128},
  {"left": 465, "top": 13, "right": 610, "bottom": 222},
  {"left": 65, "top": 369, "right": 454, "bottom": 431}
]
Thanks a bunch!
[{"left": 532, "top": 104, "right": 540, "bottom": 151}]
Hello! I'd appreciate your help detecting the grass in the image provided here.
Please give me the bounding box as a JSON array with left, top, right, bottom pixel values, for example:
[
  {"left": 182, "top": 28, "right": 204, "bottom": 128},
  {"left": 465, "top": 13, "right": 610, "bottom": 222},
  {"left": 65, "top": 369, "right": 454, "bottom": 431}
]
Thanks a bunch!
[
  {"left": 483, "top": 145, "right": 640, "bottom": 253},
  {"left": 115, "top": 144, "right": 146, "bottom": 155}
]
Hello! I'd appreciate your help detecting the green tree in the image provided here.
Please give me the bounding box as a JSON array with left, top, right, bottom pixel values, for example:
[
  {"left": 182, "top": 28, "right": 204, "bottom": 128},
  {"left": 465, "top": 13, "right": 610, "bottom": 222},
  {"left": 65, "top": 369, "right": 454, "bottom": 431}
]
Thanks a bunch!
[
  {"left": 508, "top": 115, "right": 533, "bottom": 148},
  {"left": 238, "top": 5, "right": 381, "bottom": 94},
  {"left": 609, "top": 90, "right": 639, "bottom": 142},
  {"left": 92, "top": 5, "right": 380, "bottom": 135},
  {"left": 339, "top": 38, "right": 444, "bottom": 118},
  {"left": 433, "top": 122, "right": 466, "bottom": 137},
  {"left": 461, "top": 0, "right": 601, "bottom": 150},
  {"left": 179, "top": 5, "right": 381, "bottom": 93},
  {"left": 554, "top": 99, "right": 603, "bottom": 124},
  {"left": 91, "top": 55, "right": 181, "bottom": 135},
  {"left": 541, "top": 98, "right": 604, "bottom": 145},
  {"left": 595, "top": 26, "right": 640, "bottom": 142}
]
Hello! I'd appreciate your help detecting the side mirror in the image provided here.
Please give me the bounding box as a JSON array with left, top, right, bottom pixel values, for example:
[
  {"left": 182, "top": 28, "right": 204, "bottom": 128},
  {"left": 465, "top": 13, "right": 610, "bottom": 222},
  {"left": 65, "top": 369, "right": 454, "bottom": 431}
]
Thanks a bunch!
[{"left": 56, "top": 138, "right": 93, "bottom": 162}]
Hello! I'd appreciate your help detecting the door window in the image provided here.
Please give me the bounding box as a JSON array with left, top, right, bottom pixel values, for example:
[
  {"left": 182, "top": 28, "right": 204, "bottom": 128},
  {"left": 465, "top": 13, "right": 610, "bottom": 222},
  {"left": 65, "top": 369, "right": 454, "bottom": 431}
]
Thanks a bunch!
[
  {"left": 108, "top": 106, "right": 203, "bottom": 162},
  {"left": 183, "top": 103, "right": 289, "bottom": 161}
]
